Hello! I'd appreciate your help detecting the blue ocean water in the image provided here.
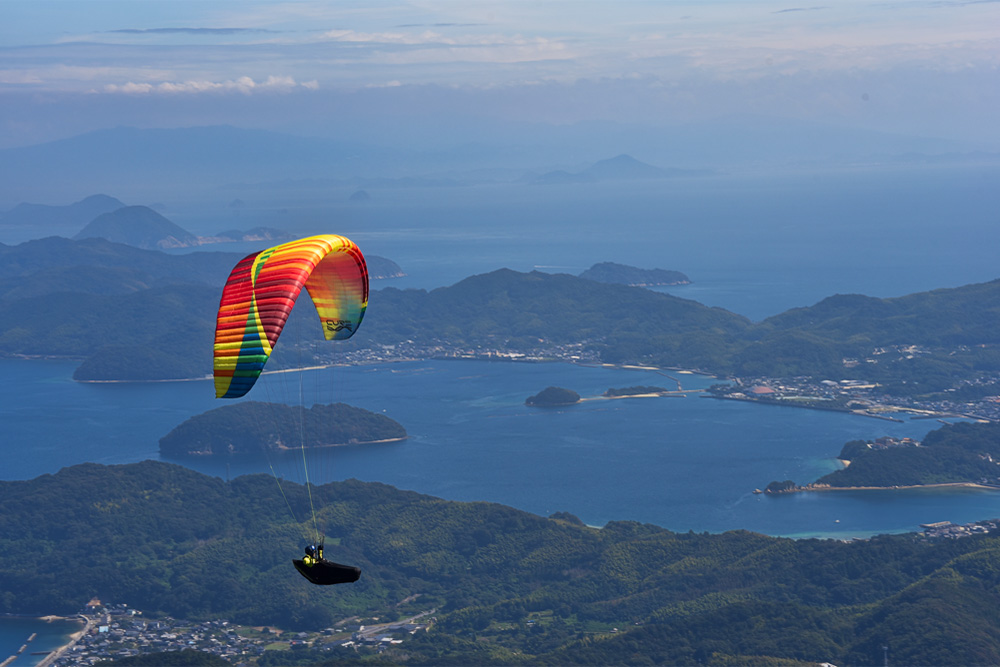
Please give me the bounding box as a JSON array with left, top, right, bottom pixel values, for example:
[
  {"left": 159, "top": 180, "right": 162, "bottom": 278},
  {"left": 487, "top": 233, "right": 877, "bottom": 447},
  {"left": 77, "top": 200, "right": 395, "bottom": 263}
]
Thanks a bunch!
[
  {"left": 4, "top": 358, "right": 999, "bottom": 540},
  {"left": 164, "top": 164, "right": 1000, "bottom": 322},
  {"left": 3, "top": 165, "right": 1000, "bottom": 543},
  {"left": 0, "top": 617, "right": 82, "bottom": 667}
]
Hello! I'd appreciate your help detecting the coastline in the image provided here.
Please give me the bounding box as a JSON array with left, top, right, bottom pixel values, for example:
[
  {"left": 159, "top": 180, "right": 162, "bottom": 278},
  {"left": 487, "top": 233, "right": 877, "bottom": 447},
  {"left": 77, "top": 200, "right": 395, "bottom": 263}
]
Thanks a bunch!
[
  {"left": 75, "top": 357, "right": 720, "bottom": 385},
  {"left": 0, "top": 615, "right": 87, "bottom": 667},
  {"left": 36, "top": 616, "right": 90, "bottom": 667},
  {"left": 703, "top": 392, "right": 905, "bottom": 424},
  {"left": 274, "top": 435, "right": 408, "bottom": 450},
  {"left": 780, "top": 481, "right": 1000, "bottom": 494},
  {"left": 178, "top": 435, "right": 409, "bottom": 456}
]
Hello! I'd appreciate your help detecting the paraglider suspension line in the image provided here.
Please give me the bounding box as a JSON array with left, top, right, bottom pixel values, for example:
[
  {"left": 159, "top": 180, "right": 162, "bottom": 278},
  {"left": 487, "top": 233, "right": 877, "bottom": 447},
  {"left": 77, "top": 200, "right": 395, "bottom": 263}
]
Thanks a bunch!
[
  {"left": 247, "top": 393, "right": 302, "bottom": 526},
  {"left": 298, "top": 364, "right": 321, "bottom": 544}
]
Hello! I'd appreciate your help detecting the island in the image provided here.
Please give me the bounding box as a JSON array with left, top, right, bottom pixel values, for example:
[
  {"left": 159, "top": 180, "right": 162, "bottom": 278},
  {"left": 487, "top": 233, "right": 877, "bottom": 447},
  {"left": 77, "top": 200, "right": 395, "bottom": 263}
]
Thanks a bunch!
[
  {"left": 762, "top": 421, "right": 1000, "bottom": 493},
  {"left": 74, "top": 205, "right": 200, "bottom": 249},
  {"left": 578, "top": 262, "right": 690, "bottom": 287},
  {"left": 159, "top": 402, "right": 407, "bottom": 456},
  {"left": 525, "top": 386, "right": 581, "bottom": 407}
]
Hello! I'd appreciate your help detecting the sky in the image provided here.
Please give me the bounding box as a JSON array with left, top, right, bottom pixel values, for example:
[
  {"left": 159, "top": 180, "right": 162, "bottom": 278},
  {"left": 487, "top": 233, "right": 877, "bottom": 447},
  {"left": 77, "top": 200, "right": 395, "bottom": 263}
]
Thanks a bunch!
[{"left": 1, "top": 0, "right": 998, "bottom": 149}]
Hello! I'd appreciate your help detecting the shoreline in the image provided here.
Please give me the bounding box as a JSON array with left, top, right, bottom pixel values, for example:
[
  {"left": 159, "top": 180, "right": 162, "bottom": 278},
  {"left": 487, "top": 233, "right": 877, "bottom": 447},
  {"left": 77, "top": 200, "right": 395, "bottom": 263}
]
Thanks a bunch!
[
  {"left": 74, "top": 357, "right": 720, "bottom": 385},
  {"left": 778, "top": 481, "right": 1000, "bottom": 494},
  {"left": 703, "top": 393, "right": 970, "bottom": 423},
  {"left": 274, "top": 435, "right": 408, "bottom": 451},
  {"left": 0, "top": 615, "right": 88, "bottom": 667},
  {"left": 177, "top": 435, "right": 409, "bottom": 456},
  {"left": 36, "top": 615, "right": 90, "bottom": 667}
]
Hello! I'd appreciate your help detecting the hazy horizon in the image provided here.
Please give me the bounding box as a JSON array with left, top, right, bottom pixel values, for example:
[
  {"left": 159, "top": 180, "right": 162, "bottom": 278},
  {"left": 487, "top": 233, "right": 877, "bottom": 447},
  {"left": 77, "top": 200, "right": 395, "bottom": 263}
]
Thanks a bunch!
[{"left": 1, "top": 0, "right": 998, "bottom": 154}]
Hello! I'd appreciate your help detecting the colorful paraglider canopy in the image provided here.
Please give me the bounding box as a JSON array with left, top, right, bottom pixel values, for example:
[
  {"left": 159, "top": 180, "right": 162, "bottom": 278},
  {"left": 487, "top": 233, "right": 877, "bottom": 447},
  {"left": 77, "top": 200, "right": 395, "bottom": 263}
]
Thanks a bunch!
[
  {"left": 293, "top": 558, "right": 362, "bottom": 586},
  {"left": 213, "top": 234, "right": 368, "bottom": 399}
]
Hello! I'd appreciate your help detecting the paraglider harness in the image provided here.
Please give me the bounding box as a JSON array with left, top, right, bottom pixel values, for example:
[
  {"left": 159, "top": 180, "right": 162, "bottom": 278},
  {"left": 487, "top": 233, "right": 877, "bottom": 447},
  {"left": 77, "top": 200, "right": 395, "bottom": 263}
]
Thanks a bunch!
[{"left": 293, "top": 542, "right": 361, "bottom": 586}]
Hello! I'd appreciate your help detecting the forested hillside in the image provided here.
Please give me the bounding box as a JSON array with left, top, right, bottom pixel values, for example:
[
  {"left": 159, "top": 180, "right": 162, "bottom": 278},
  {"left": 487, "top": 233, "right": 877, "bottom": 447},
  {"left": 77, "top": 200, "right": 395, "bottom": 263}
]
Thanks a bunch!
[
  {"left": 1, "top": 237, "right": 999, "bottom": 394},
  {"left": 817, "top": 421, "right": 1000, "bottom": 488},
  {"left": 159, "top": 402, "right": 407, "bottom": 456},
  {"left": 2, "top": 461, "right": 1000, "bottom": 665}
]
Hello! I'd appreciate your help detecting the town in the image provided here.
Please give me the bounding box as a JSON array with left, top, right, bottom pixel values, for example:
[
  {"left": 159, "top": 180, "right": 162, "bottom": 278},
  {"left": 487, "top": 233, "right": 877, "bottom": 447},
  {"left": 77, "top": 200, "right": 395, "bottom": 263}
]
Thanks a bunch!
[
  {"left": 309, "top": 339, "right": 1000, "bottom": 425},
  {"left": 39, "top": 600, "right": 434, "bottom": 666},
  {"left": 707, "top": 373, "right": 1000, "bottom": 423}
]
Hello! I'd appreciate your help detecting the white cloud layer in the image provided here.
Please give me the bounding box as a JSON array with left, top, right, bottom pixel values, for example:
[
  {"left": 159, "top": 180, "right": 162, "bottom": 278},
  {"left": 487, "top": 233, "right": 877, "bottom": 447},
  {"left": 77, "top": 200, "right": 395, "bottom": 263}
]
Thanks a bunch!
[
  {"left": 102, "top": 75, "right": 318, "bottom": 95},
  {"left": 0, "top": 0, "right": 998, "bottom": 146}
]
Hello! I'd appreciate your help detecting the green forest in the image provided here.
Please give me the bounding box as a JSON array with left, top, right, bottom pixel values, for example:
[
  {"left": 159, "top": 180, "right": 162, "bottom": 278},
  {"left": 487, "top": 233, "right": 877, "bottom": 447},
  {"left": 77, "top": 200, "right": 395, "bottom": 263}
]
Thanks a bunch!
[
  {"left": 814, "top": 421, "right": 1000, "bottom": 488},
  {"left": 4, "top": 461, "right": 1000, "bottom": 665},
  {"left": 2, "top": 237, "right": 999, "bottom": 395},
  {"left": 525, "top": 386, "right": 581, "bottom": 406},
  {"left": 159, "top": 402, "right": 407, "bottom": 456}
]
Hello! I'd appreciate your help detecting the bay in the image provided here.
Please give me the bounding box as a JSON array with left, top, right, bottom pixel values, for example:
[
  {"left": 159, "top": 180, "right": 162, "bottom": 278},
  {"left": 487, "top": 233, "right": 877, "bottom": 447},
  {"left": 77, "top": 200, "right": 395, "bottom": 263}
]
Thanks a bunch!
[
  {"left": 4, "top": 357, "right": 1000, "bottom": 540},
  {"left": 3, "top": 165, "right": 1000, "bottom": 541},
  {"left": 0, "top": 617, "right": 83, "bottom": 667}
]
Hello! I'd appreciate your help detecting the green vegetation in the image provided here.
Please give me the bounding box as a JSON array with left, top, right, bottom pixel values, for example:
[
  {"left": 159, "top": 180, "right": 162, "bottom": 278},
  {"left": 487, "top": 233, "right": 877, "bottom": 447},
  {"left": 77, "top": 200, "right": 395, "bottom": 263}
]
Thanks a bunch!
[
  {"left": 764, "top": 480, "right": 798, "bottom": 494},
  {"left": 578, "top": 262, "right": 690, "bottom": 286},
  {"left": 525, "top": 386, "right": 581, "bottom": 406},
  {"left": 2, "top": 238, "right": 999, "bottom": 397},
  {"left": 3, "top": 461, "right": 1000, "bottom": 664},
  {"left": 816, "top": 421, "right": 1000, "bottom": 488},
  {"left": 159, "top": 402, "right": 407, "bottom": 456}
]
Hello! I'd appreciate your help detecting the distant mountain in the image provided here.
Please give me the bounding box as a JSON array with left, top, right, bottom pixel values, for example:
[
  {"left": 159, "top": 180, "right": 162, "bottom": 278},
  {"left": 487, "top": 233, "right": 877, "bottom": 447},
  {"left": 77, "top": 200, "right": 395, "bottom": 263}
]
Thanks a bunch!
[
  {"left": 367, "top": 256, "right": 405, "bottom": 279},
  {"left": 579, "top": 262, "right": 691, "bottom": 286},
  {"left": 74, "top": 205, "right": 200, "bottom": 249},
  {"left": 0, "top": 237, "right": 403, "bottom": 296},
  {"left": 349, "top": 189, "right": 371, "bottom": 202},
  {"left": 582, "top": 154, "right": 691, "bottom": 179},
  {"left": 0, "top": 237, "right": 235, "bottom": 289},
  {"left": 0, "top": 194, "right": 125, "bottom": 230},
  {"left": 529, "top": 154, "right": 709, "bottom": 185}
]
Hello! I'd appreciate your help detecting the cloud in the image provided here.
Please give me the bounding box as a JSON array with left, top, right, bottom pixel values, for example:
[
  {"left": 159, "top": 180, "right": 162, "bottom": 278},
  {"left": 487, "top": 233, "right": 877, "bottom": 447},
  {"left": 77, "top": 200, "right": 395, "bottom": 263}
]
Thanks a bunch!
[
  {"left": 108, "top": 27, "right": 280, "bottom": 35},
  {"left": 103, "top": 75, "right": 316, "bottom": 95},
  {"left": 773, "top": 6, "right": 828, "bottom": 13},
  {"left": 394, "top": 23, "right": 486, "bottom": 28}
]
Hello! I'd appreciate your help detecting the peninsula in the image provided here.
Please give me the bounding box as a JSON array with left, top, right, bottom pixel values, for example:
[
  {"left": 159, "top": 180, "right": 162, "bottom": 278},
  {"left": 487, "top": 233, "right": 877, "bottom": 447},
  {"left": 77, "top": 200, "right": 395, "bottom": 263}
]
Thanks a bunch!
[
  {"left": 159, "top": 402, "right": 407, "bottom": 456},
  {"left": 578, "top": 262, "right": 690, "bottom": 286},
  {"left": 762, "top": 421, "right": 1000, "bottom": 494}
]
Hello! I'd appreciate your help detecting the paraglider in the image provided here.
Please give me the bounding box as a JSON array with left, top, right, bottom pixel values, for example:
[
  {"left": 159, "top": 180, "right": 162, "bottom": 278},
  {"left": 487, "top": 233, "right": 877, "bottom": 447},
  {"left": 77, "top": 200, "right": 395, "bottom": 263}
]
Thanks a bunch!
[
  {"left": 214, "top": 234, "right": 368, "bottom": 399},
  {"left": 294, "top": 543, "right": 362, "bottom": 585},
  {"left": 214, "top": 234, "right": 368, "bottom": 585}
]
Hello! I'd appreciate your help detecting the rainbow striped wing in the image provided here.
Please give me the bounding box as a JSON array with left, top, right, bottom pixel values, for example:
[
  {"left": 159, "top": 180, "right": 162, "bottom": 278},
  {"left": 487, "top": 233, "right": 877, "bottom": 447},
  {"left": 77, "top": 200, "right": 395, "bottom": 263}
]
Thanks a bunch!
[{"left": 213, "top": 235, "right": 368, "bottom": 398}]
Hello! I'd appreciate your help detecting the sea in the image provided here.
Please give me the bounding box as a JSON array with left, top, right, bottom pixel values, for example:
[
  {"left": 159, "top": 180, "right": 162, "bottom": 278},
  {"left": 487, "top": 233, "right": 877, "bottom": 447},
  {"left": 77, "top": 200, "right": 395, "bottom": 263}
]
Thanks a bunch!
[
  {"left": 2, "top": 164, "right": 1000, "bottom": 648},
  {"left": 0, "top": 617, "right": 83, "bottom": 667}
]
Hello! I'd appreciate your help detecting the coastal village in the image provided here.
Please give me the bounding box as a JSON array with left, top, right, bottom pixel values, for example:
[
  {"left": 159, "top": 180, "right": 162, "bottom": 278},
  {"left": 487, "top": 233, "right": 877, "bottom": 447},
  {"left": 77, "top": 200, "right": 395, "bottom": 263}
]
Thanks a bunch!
[
  {"left": 22, "top": 599, "right": 434, "bottom": 666},
  {"left": 331, "top": 339, "right": 1000, "bottom": 424},
  {"left": 8, "top": 513, "right": 997, "bottom": 666},
  {"left": 706, "top": 373, "right": 1000, "bottom": 423}
]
